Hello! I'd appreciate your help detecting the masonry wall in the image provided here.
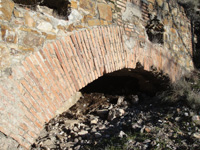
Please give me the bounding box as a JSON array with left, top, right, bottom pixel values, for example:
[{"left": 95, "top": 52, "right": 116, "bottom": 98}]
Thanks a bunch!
[{"left": 0, "top": 0, "right": 194, "bottom": 149}]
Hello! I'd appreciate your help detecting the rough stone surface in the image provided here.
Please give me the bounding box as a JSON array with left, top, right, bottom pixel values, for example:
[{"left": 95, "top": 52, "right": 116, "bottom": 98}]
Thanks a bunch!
[
  {"left": 37, "top": 22, "right": 53, "bottom": 32},
  {"left": 68, "top": 9, "right": 83, "bottom": 24},
  {"left": 56, "top": 92, "right": 83, "bottom": 115},
  {"left": 98, "top": 3, "right": 112, "bottom": 21},
  {"left": 0, "top": 0, "right": 195, "bottom": 149},
  {"left": 24, "top": 12, "right": 36, "bottom": 28},
  {"left": 0, "top": 132, "right": 25, "bottom": 150},
  {"left": 1, "top": 25, "right": 17, "bottom": 43},
  {"left": 80, "top": 0, "right": 96, "bottom": 16},
  {"left": 122, "top": 2, "right": 142, "bottom": 21},
  {"left": 88, "top": 19, "right": 101, "bottom": 26},
  {"left": 32, "top": 93, "right": 200, "bottom": 150},
  {"left": 19, "top": 32, "right": 45, "bottom": 48},
  {"left": 0, "top": 0, "right": 14, "bottom": 21},
  {"left": 36, "top": 5, "right": 53, "bottom": 16}
]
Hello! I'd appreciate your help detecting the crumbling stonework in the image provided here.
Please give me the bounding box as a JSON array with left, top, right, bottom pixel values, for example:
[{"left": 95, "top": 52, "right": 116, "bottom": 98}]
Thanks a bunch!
[{"left": 0, "top": 0, "right": 195, "bottom": 149}]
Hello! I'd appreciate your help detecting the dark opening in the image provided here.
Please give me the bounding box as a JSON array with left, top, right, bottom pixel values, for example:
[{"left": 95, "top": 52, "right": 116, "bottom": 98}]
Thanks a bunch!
[
  {"left": 146, "top": 16, "right": 164, "bottom": 44},
  {"left": 81, "top": 68, "right": 170, "bottom": 97},
  {"left": 13, "top": 0, "right": 71, "bottom": 20}
]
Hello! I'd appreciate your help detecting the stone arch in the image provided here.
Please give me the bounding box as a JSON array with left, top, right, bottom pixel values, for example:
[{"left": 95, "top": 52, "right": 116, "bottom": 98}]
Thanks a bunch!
[{"left": 0, "top": 25, "right": 189, "bottom": 149}]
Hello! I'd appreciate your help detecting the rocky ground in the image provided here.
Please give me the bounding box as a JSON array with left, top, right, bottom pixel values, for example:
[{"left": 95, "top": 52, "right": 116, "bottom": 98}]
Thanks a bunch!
[{"left": 31, "top": 92, "right": 200, "bottom": 150}]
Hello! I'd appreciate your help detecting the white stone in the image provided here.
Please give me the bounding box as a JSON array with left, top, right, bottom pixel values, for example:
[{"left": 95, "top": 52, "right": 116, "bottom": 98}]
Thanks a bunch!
[
  {"left": 117, "top": 109, "right": 125, "bottom": 117},
  {"left": 91, "top": 118, "right": 98, "bottom": 124},
  {"left": 193, "top": 133, "right": 200, "bottom": 139},
  {"left": 37, "top": 21, "right": 53, "bottom": 32},
  {"left": 122, "top": 2, "right": 142, "bottom": 22},
  {"left": 94, "top": 132, "right": 102, "bottom": 138},
  {"left": 123, "top": 35, "right": 136, "bottom": 50},
  {"left": 118, "top": 131, "right": 127, "bottom": 138},
  {"left": 36, "top": 5, "right": 53, "bottom": 16},
  {"left": 78, "top": 130, "right": 88, "bottom": 136},
  {"left": 117, "top": 96, "right": 124, "bottom": 105},
  {"left": 192, "top": 115, "right": 200, "bottom": 125},
  {"left": 68, "top": 9, "right": 83, "bottom": 24},
  {"left": 56, "top": 92, "right": 82, "bottom": 115}
]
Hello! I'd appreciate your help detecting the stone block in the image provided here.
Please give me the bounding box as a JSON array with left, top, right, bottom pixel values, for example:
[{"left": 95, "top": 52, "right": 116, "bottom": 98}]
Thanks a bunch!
[
  {"left": 98, "top": 3, "right": 112, "bottom": 21},
  {"left": 0, "top": 43, "right": 10, "bottom": 70},
  {"left": 71, "top": 1, "right": 78, "bottom": 9},
  {"left": 172, "top": 8, "right": 178, "bottom": 16},
  {"left": 122, "top": 2, "right": 142, "bottom": 21},
  {"left": 24, "top": 12, "right": 36, "bottom": 28},
  {"left": 42, "top": 32, "right": 57, "bottom": 40},
  {"left": 82, "top": 15, "right": 93, "bottom": 23},
  {"left": 19, "top": 31, "right": 44, "bottom": 48},
  {"left": 1, "top": 25, "right": 17, "bottom": 44},
  {"left": 56, "top": 92, "right": 82, "bottom": 115},
  {"left": 80, "top": 0, "right": 96, "bottom": 16},
  {"left": 156, "top": 0, "right": 163, "bottom": 7},
  {"left": 37, "top": 21, "right": 53, "bottom": 32},
  {"left": 13, "top": 9, "right": 23, "bottom": 18},
  {"left": 68, "top": 9, "right": 83, "bottom": 24},
  {"left": 18, "top": 46, "right": 34, "bottom": 51},
  {"left": 36, "top": 5, "right": 53, "bottom": 16},
  {"left": 0, "top": 0, "right": 14, "bottom": 21},
  {"left": 148, "top": 3, "right": 154, "bottom": 11},
  {"left": 147, "top": 0, "right": 155, "bottom": 4},
  {"left": 170, "top": 28, "right": 176, "bottom": 34},
  {"left": 88, "top": 19, "right": 101, "bottom": 26},
  {"left": 163, "top": 2, "right": 169, "bottom": 11}
]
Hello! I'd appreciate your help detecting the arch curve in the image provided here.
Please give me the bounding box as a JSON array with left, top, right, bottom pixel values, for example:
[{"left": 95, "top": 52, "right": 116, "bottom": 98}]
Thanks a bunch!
[{"left": 0, "top": 25, "right": 191, "bottom": 148}]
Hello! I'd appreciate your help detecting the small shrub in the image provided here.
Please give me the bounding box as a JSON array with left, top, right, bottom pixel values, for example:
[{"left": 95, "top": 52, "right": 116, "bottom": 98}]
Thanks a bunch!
[{"left": 158, "top": 70, "right": 200, "bottom": 110}]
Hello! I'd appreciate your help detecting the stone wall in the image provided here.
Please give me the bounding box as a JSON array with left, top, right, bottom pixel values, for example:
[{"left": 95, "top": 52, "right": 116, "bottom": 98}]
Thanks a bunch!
[
  {"left": 0, "top": 0, "right": 194, "bottom": 149},
  {"left": 0, "top": 0, "right": 193, "bottom": 76}
]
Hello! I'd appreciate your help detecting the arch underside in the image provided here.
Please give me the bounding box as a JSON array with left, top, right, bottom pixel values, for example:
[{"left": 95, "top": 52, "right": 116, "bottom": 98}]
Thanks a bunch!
[{"left": 0, "top": 25, "right": 190, "bottom": 148}]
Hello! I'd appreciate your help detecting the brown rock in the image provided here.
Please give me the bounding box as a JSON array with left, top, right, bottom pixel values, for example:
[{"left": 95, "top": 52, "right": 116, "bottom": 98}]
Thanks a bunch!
[
  {"left": 0, "top": 0, "right": 14, "bottom": 21},
  {"left": 156, "top": 0, "right": 163, "bottom": 7},
  {"left": 163, "top": 18, "right": 168, "bottom": 25},
  {"left": 82, "top": 15, "right": 93, "bottom": 23},
  {"left": 19, "top": 46, "right": 34, "bottom": 51},
  {"left": 75, "top": 24, "right": 84, "bottom": 29},
  {"left": 20, "top": 32, "right": 44, "bottom": 47},
  {"left": 170, "top": 28, "right": 176, "bottom": 34},
  {"left": 147, "top": 0, "right": 155, "bottom": 4},
  {"left": 42, "top": 33, "right": 57, "bottom": 40},
  {"left": 19, "top": 27, "right": 40, "bottom": 35},
  {"left": 80, "top": 0, "right": 96, "bottom": 16},
  {"left": 145, "top": 127, "right": 151, "bottom": 133},
  {"left": 13, "top": 9, "right": 23, "bottom": 18},
  {"left": 1, "top": 25, "right": 17, "bottom": 44},
  {"left": 67, "top": 24, "right": 75, "bottom": 32},
  {"left": 57, "top": 25, "right": 66, "bottom": 30},
  {"left": 71, "top": 1, "right": 78, "bottom": 9},
  {"left": 24, "top": 12, "right": 36, "bottom": 28},
  {"left": 88, "top": 19, "right": 101, "bottom": 26},
  {"left": 0, "top": 44, "right": 10, "bottom": 69},
  {"left": 148, "top": 3, "right": 154, "bottom": 11},
  {"left": 36, "top": 5, "right": 53, "bottom": 16},
  {"left": 98, "top": 3, "right": 112, "bottom": 21}
]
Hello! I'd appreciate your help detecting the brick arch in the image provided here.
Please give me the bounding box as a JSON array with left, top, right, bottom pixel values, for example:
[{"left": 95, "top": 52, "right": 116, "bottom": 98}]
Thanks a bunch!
[{"left": 0, "top": 25, "right": 185, "bottom": 149}]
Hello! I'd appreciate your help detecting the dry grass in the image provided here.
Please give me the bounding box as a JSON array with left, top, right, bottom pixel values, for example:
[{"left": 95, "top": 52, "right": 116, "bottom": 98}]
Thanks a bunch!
[{"left": 158, "top": 70, "right": 200, "bottom": 110}]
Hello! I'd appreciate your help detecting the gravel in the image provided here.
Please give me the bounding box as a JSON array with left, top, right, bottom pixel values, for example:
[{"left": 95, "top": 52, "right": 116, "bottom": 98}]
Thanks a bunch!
[{"left": 31, "top": 93, "right": 200, "bottom": 150}]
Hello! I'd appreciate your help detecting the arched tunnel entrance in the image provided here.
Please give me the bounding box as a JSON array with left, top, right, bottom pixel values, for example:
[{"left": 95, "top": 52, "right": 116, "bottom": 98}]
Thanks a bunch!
[
  {"left": 81, "top": 68, "right": 170, "bottom": 97},
  {"left": 30, "top": 68, "right": 200, "bottom": 150}
]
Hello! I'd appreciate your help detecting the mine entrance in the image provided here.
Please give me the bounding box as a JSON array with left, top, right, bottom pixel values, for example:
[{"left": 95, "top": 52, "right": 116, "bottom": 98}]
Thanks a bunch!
[
  {"left": 32, "top": 68, "right": 200, "bottom": 150},
  {"left": 34, "top": 68, "right": 200, "bottom": 150}
]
